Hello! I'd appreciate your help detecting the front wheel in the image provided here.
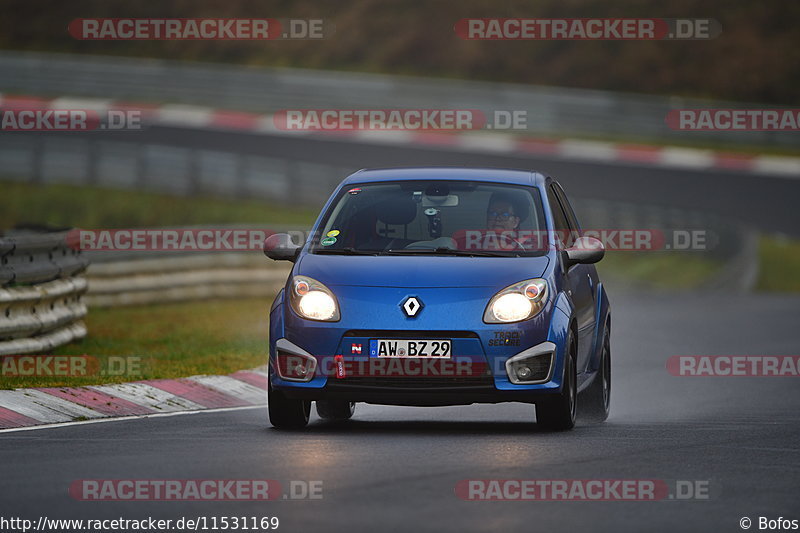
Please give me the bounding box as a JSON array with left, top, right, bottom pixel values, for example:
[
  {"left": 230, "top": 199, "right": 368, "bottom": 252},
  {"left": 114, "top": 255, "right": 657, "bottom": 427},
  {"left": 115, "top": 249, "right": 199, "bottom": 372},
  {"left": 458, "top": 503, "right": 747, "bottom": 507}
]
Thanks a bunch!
[
  {"left": 580, "top": 322, "right": 611, "bottom": 423},
  {"left": 268, "top": 382, "right": 311, "bottom": 429},
  {"left": 536, "top": 329, "right": 577, "bottom": 431}
]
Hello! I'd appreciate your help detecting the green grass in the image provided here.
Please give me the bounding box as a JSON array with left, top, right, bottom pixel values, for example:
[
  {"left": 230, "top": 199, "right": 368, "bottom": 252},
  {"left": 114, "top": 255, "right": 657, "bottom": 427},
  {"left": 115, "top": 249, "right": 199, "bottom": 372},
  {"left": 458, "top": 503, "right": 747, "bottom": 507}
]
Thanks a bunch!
[
  {"left": 0, "top": 298, "right": 271, "bottom": 389},
  {"left": 597, "top": 251, "right": 722, "bottom": 289},
  {"left": 1, "top": 181, "right": 317, "bottom": 229},
  {"left": 757, "top": 235, "right": 800, "bottom": 292}
]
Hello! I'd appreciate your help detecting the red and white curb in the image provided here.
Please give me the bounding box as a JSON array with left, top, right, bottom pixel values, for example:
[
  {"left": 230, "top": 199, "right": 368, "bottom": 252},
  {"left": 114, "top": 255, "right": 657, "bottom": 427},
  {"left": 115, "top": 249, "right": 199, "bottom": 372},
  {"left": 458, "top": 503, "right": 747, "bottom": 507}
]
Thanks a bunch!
[
  {"left": 0, "top": 369, "right": 268, "bottom": 431},
  {"left": 1, "top": 94, "right": 798, "bottom": 178}
]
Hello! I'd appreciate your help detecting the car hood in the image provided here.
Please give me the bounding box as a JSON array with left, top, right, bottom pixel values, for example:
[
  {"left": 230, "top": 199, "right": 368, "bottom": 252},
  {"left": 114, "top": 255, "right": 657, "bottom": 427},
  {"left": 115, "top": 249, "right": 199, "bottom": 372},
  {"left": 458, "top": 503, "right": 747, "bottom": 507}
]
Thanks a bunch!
[{"left": 295, "top": 253, "right": 550, "bottom": 288}]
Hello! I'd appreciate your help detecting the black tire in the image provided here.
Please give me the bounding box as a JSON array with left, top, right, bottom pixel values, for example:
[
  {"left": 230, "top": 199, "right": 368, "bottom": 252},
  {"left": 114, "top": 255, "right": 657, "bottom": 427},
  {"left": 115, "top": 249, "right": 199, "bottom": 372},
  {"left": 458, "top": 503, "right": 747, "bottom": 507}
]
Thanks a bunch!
[
  {"left": 581, "top": 322, "right": 611, "bottom": 423},
  {"left": 268, "top": 382, "right": 311, "bottom": 429},
  {"left": 316, "top": 400, "right": 356, "bottom": 421},
  {"left": 536, "top": 329, "right": 577, "bottom": 431}
]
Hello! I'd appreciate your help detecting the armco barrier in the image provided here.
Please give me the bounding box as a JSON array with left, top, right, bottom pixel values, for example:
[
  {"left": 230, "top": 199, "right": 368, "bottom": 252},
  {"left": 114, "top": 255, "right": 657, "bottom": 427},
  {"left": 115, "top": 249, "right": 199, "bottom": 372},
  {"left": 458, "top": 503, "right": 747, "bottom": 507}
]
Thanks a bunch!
[
  {"left": 84, "top": 252, "right": 292, "bottom": 307},
  {"left": 0, "top": 50, "right": 796, "bottom": 147},
  {"left": 0, "top": 230, "right": 89, "bottom": 355}
]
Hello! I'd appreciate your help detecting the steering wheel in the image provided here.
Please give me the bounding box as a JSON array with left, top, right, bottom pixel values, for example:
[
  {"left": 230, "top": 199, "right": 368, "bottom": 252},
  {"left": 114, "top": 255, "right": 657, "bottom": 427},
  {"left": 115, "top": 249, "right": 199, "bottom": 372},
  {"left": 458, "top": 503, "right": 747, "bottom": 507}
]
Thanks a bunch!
[{"left": 498, "top": 233, "right": 526, "bottom": 251}]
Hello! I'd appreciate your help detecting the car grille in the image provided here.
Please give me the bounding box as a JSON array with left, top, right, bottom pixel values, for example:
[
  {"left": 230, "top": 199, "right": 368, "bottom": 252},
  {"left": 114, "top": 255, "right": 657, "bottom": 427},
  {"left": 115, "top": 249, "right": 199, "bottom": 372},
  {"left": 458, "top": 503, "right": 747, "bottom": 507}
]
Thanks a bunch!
[
  {"left": 526, "top": 354, "right": 552, "bottom": 382},
  {"left": 343, "top": 330, "right": 479, "bottom": 339},
  {"left": 332, "top": 375, "right": 494, "bottom": 389}
]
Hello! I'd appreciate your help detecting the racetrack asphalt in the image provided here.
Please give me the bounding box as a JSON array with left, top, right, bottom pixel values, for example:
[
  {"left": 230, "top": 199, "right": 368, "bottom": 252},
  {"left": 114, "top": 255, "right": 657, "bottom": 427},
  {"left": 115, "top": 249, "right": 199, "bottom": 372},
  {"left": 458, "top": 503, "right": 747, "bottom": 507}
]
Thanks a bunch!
[{"left": 1, "top": 285, "right": 797, "bottom": 533}]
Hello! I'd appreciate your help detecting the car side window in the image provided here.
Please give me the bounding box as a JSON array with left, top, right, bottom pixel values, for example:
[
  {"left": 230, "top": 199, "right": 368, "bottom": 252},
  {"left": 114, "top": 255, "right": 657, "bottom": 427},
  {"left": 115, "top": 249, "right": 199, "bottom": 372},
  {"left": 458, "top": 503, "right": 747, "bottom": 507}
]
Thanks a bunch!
[
  {"left": 546, "top": 184, "right": 573, "bottom": 249},
  {"left": 553, "top": 182, "right": 582, "bottom": 234}
]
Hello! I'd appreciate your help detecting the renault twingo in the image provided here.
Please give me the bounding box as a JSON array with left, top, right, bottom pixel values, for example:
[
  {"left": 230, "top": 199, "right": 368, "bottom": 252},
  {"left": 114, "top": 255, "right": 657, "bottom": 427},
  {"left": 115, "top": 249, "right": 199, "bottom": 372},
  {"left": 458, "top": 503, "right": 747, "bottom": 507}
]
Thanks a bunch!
[{"left": 264, "top": 168, "right": 611, "bottom": 431}]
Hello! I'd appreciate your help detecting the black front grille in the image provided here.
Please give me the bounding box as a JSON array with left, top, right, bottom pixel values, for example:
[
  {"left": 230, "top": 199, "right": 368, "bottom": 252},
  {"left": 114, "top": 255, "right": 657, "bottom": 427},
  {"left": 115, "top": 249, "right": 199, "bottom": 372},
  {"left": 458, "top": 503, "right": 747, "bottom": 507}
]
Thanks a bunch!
[{"left": 330, "top": 372, "right": 494, "bottom": 390}]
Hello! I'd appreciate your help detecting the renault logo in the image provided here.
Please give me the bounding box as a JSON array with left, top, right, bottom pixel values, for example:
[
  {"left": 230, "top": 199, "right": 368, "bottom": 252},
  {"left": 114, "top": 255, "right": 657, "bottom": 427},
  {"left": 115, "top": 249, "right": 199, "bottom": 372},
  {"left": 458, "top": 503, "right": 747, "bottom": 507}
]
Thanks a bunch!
[{"left": 401, "top": 296, "right": 423, "bottom": 317}]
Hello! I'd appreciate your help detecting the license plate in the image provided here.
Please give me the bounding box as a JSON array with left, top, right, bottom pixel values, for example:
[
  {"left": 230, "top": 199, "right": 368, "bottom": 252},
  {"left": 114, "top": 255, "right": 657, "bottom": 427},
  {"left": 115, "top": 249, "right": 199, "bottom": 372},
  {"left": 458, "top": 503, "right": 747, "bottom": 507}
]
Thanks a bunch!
[{"left": 370, "top": 339, "right": 451, "bottom": 358}]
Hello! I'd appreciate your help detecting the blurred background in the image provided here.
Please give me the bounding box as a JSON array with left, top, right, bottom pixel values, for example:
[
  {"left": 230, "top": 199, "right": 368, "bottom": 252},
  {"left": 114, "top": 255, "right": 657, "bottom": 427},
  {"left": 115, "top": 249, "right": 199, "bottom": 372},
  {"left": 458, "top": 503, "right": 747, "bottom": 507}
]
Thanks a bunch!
[{"left": 1, "top": 0, "right": 798, "bottom": 388}]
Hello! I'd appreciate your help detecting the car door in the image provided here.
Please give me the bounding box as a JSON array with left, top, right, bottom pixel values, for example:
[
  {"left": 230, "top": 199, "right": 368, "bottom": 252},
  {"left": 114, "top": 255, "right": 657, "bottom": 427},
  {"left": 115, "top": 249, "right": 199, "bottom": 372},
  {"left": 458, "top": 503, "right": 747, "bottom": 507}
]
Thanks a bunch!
[{"left": 548, "top": 183, "right": 596, "bottom": 374}]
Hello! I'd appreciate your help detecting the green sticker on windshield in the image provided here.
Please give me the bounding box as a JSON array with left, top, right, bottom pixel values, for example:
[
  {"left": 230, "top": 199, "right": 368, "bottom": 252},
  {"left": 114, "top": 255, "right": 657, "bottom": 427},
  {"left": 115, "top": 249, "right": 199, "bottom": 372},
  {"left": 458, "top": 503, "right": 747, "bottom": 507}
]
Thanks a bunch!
[{"left": 321, "top": 236, "right": 337, "bottom": 246}]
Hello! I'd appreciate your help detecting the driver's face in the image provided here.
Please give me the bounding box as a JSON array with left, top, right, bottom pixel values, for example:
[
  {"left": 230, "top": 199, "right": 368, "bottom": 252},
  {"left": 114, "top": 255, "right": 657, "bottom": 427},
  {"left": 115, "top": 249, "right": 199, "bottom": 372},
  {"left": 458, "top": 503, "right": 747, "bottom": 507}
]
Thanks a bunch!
[{"left": 487, "top": 201, "right": 520, "bottom": 231}]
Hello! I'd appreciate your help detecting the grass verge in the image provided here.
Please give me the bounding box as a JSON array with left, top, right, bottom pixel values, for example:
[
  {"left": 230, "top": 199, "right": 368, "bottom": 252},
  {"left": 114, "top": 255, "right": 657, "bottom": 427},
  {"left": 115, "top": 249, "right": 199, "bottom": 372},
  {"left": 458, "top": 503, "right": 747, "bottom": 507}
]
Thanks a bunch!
[
  {"left": 0, "top": 298, "right": 270, "bottom": 389},
  {"left": 757, "top": 236, "right": 800, "bottom": 292},
  {"left": 1, "top": 181, "right": 317, "bottom": 229},
  {"left": 597, "top": 251, "right": 721, "bottom": 290}
]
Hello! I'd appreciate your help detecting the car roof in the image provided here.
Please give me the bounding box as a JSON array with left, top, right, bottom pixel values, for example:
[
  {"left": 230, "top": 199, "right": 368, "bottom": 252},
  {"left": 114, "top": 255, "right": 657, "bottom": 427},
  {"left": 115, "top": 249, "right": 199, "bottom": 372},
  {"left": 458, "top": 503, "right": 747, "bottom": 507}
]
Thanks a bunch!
[{"left": 341, "top": 167, "right": 546, "bottom": 187}]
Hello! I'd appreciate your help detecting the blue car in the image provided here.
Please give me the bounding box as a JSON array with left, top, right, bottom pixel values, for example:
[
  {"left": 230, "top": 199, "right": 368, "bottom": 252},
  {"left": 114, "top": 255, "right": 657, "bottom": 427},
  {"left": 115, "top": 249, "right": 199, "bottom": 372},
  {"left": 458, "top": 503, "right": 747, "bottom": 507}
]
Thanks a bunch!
[{"left": 264, "top": 168, "right": 611, "bottom": 430}]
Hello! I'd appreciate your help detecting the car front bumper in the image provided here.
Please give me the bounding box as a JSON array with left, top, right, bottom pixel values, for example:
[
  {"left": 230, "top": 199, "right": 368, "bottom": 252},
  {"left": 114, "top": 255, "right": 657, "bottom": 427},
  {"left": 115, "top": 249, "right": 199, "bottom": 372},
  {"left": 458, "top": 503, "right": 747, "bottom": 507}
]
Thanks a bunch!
[{"left": 270, "top": 334, "right": 567, "bottom": 406}]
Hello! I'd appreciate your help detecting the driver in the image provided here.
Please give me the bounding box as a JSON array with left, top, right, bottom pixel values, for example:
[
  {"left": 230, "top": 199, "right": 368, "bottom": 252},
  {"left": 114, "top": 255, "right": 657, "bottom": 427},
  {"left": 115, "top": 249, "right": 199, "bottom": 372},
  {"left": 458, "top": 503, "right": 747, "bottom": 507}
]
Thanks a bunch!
[
  {"left": 486, "top": 192, "right": 521, "bottom": 232},
  {"left": 484, "top": 192, "right": 530, "bottom": 251}
]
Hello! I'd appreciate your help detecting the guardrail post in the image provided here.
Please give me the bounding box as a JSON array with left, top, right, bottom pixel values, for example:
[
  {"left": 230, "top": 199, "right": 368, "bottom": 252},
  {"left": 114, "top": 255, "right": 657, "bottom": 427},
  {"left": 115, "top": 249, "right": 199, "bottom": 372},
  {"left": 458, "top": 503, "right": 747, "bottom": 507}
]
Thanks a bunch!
[
  {"left": 136, "top": 143, "right": 147, "bottom": 188},
  {"left": 187, "top": 147, "right": 199, "bottom": 196},
  {"left": 236, "top": 153, "right": 247, "bottom": 198},
  {"left": 286, "top": 159, "right": 300, "bottom": 203},
  {"left": 86, "top": 139, "right": 98, "bottom": 186},
  {"left": 31, "top": 135, "right": 44, "bottom": 185}
]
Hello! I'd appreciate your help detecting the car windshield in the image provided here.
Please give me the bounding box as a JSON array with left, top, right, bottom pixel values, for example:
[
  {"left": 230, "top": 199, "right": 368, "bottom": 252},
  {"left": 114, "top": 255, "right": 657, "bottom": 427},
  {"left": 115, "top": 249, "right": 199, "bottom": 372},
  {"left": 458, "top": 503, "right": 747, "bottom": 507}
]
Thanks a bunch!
[{"left": 310, "top": 180, "right": 548, "bottom": 256}]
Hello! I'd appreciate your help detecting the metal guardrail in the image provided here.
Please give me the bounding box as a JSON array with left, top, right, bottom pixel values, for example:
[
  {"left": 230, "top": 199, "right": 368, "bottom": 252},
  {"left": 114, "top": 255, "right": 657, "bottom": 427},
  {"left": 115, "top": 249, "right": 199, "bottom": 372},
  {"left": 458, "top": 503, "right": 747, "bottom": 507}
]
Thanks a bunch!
[
  {"left": 0, "top": 230, "right": 88, "bottom": 286},
  {"left": 0, "top": 231, "right": 89, "bottom": 355},
  {"left": 0, "top": 50, "right": 795, "bottom": 147},
  {"left": 84, "top": 253, "right": 291, "bottom": 307},
  {"left": 0, "top": 135, "right": 355, "bottom": 206}
]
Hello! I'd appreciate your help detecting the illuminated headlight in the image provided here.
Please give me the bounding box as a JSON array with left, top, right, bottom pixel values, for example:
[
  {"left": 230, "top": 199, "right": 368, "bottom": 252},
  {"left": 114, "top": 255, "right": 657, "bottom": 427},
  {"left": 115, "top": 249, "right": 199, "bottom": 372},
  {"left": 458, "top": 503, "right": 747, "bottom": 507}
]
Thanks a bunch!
[
  {"left": 484, "top": 278, "right": 548, "bottom": 324},
  {"left": 290, "top": 276, "right": 340, "bottom": 321}
]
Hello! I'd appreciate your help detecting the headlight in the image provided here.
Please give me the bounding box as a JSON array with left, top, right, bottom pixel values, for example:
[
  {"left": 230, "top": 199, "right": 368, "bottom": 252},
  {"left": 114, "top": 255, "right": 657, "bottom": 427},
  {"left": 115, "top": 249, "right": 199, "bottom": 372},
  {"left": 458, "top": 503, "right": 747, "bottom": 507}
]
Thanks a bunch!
[
  {"left": 484, "top": 278, "right": 548, "bottom": 323},
  {"left": 289, "top": 275, "right": 340, "bottom": 321}
]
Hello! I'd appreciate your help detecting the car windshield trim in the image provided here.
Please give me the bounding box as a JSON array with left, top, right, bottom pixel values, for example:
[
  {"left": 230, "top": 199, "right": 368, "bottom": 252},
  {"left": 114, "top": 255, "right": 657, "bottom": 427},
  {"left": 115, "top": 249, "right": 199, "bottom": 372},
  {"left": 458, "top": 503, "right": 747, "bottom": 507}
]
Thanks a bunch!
[
  {"left": 314, "top": 247, "right": 381, "bottom": 256},
  {"left": 384, "top": 247, "right": 520, "bottom": 257}
]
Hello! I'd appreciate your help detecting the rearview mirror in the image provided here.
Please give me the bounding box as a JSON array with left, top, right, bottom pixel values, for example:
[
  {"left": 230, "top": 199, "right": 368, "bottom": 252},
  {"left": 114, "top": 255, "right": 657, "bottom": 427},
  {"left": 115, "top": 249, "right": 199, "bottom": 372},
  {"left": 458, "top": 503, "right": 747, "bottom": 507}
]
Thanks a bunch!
[
  {"left": 565, "top": 236, "right": 605, "bottom": 265},
  {"left": 422, "top": 194, "right": 459, "bottom": 207},
  {"left": 264, "top": 233, "right": 301, "bottom": 262}
]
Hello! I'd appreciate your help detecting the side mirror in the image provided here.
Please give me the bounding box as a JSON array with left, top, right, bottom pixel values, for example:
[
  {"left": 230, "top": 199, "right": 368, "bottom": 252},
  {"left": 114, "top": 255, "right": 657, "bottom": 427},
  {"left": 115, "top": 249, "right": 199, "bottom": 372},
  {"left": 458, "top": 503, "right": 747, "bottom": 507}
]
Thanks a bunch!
[
  {"left": 565, "top": 236, "right": 605, "bottom": 266},
  {"left": 264, "top": 233, "right": 301, "bottom": 262}
]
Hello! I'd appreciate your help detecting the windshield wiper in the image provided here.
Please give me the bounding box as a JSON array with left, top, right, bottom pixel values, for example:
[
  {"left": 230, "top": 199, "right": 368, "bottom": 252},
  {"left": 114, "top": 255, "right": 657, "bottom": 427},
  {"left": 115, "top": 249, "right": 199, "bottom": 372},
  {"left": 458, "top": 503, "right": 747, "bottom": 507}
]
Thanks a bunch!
[
  {"left": 385, "top": 247, "right": 517, "bottom": 257},
  {"left": 314, "top": 247, "right": 380, "bottom": 256}
]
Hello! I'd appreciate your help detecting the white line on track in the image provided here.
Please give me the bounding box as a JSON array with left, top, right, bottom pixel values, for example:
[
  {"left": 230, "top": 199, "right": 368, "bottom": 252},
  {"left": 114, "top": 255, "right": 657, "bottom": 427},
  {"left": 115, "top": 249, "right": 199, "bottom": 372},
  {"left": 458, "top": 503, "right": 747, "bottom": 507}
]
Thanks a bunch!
[{"left": 0, "top": 404, "right": 264, "bottom": 434}]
